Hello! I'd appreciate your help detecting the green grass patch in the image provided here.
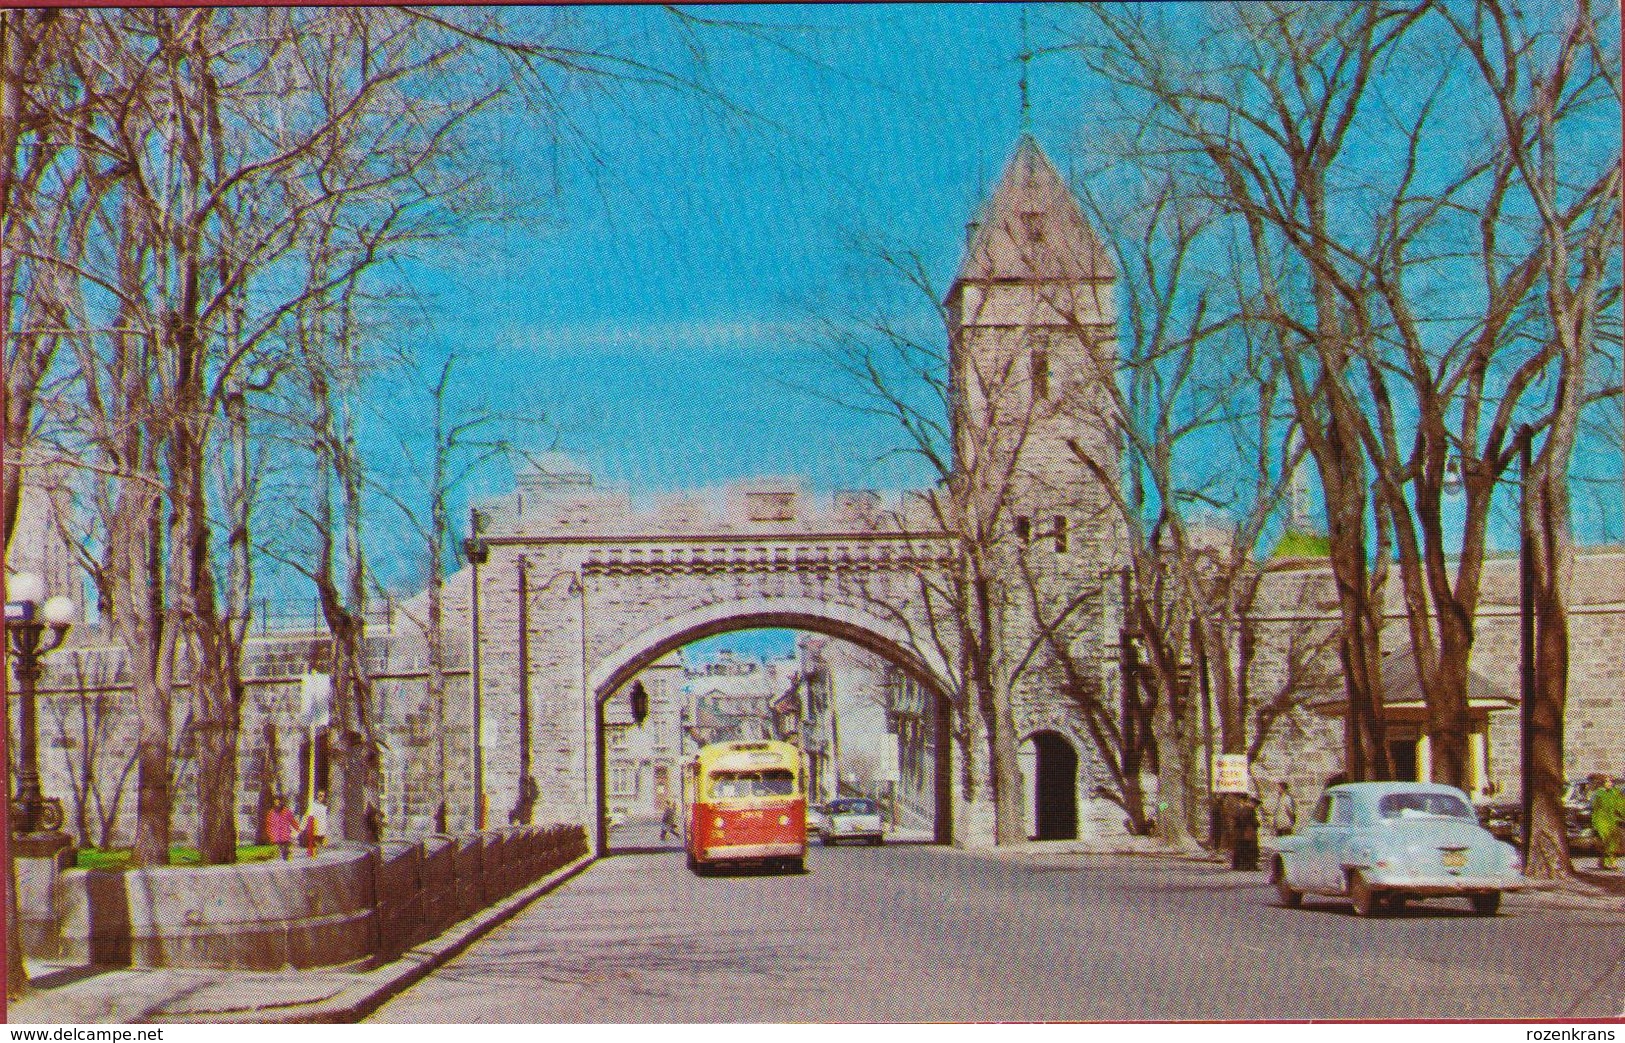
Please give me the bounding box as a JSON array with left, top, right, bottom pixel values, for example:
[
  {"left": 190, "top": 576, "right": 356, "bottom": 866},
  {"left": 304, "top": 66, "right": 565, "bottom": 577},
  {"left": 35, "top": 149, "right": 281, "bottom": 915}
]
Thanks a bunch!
[
  {"left": 75, "top": 844, "right": 280, "bottom": 870},
  {"left": 1270, "top": 530, "right": 1331, "bottom": 559}
]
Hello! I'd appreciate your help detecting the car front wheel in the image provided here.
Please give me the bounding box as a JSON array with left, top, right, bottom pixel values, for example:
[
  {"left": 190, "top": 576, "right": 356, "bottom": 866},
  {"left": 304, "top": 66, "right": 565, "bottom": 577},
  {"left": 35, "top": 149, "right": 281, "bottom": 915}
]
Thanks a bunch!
[
  {"left": 1348, "top": 870, "right": 1379, "bottom": 917},
  {"left": 1271, "top": 858, "right": 1302, "bottom": 908},
  {"left": 1470, "top": 891, "right": 1501, "bottom": 916}
]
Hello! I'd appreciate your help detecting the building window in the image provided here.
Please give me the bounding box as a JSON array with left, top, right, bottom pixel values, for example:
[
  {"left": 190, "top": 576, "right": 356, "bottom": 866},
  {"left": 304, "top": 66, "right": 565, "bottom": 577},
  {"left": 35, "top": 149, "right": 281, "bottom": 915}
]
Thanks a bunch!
[
  {"left": 1030, "top": 348, "right": 1050, "bottom": 401},
  {"left": 1014, "top": 516, "right": 1031, "bottom": 543},
  {"left": 1021, "top": 210, "right": 1043, "bottom": 243},
  {"left": 1053, "top": 515, "right": 1068, "bottom": 553}
]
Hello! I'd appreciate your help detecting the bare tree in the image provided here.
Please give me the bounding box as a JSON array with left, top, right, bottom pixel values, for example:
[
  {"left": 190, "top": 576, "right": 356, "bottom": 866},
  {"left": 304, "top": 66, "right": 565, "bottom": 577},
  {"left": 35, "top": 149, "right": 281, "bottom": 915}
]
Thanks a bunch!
[
  {"left": 1078, "top": 2, "right": 1437, "bottom": 783},
  {"left": 1080, "top": 2, "right": 1619, "bottom": 840},
  {"left": 1438, "top": 0, "right": 1622, "bottom": 878},
  {"left": 43, "top": 650, "right": 139, "bottom": 850}
]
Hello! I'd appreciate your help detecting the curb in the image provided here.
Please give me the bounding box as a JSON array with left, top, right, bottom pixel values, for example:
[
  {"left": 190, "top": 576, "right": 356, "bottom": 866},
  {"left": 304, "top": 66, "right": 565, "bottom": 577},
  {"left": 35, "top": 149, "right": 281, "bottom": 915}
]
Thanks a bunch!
[
  {"left": 172, "top": 853, "right": 597, "bottom": 1024},
  {"left": 965, "top": 845, "right": 1625, "bottom": 912}
]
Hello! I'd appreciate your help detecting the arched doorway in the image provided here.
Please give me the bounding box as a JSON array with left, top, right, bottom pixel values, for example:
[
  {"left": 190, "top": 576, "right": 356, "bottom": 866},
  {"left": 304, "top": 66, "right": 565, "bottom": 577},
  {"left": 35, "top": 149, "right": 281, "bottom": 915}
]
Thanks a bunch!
[
  {"left": 592, "top": 618, "right": 953, "bottom": 855},
  {"left": 1025, "top": 731, "right": 1078, "bottom": 841}
]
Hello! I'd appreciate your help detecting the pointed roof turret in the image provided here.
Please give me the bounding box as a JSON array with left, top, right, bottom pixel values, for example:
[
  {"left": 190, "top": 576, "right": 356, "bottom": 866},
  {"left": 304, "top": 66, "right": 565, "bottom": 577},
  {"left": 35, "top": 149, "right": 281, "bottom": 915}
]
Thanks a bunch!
[{"left": 953, "top": 135, "right": 1114, "bottom": 287}]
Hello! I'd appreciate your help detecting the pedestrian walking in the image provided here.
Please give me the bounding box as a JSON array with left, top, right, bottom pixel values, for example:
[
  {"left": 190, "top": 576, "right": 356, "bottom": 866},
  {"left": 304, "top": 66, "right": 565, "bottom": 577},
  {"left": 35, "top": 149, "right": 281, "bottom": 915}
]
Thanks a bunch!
[
  {"left": 1589, "top": 773, "right": 1624, "bottom": 871},
  {"left": 265, "top": 795, "right": 298, "bottom": 860},
  {"left": 660, "top": 800, "right": 680, "bottom": 841},
  {"left": 304, "top": 790, "right": 329, "bottom": 857},
  {"left": 1270, "top": 781, "right": 1298, "bottom": 836}
]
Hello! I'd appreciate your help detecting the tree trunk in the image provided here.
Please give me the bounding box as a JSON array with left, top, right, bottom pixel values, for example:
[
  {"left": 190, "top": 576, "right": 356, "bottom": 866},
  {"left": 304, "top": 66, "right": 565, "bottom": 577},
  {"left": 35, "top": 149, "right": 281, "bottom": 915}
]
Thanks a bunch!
[
  {"left": 1521, "top": 468, "right": 1577, "bottom": 880},
  {"left": 253, "top": 720, "right": 283, "bottom": 845},
  {"left": 115, "top": 484, "right": 172, "bottom": 868}
]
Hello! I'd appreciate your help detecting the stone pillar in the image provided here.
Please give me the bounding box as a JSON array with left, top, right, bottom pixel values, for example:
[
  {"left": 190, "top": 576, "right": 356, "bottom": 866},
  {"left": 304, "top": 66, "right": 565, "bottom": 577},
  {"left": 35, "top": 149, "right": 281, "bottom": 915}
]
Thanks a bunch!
[{"left": 1471, "top": 728, "right": 1489, "bottom": 799}]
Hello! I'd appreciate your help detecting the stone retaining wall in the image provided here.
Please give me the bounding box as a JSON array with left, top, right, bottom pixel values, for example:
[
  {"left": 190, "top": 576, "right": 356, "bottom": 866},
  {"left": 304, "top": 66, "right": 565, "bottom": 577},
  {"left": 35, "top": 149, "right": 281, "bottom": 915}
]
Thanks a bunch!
[{"left": 21, "top": 824, "right": 588, "bottom": 972}]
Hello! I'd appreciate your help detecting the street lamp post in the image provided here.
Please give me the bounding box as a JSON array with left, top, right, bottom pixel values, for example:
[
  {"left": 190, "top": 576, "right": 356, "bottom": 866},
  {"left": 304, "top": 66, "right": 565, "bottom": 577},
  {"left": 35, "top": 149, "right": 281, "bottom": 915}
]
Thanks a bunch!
[
  {"left": 1517, "top": 425, "right": 1536, "bottom": 859},
  {"left": 4, "top": 572, "right": 75, "bottom": 855},
  {"left": 462, "top": 509, "right": 489, "bottom": 830}
]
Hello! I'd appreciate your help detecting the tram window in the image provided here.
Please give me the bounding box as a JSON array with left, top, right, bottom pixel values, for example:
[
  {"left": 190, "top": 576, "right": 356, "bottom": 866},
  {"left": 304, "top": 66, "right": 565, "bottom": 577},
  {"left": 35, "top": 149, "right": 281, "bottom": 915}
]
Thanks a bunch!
[{"left": 709, "top": 769, "right": 795, "bottom": 799}]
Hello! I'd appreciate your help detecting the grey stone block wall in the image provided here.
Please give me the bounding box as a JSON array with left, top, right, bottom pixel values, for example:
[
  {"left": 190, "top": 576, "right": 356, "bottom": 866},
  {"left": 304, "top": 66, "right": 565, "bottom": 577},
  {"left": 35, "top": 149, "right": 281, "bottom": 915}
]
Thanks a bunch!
[{"left": 27, "top": 824, "right": 586, "bottom": 971}]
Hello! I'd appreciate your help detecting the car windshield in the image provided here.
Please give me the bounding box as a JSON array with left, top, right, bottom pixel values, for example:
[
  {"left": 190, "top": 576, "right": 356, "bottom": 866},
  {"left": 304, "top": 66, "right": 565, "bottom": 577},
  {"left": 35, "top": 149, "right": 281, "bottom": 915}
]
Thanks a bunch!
[
  {"left": 708, "top": 769, "right": 795, "bottom": 799},
  {"left": 1377, "top": 792, "right": 1474, "bottom": 820},
  {"left": 829, "top": 799, "right": 877, "bottom": 815}
]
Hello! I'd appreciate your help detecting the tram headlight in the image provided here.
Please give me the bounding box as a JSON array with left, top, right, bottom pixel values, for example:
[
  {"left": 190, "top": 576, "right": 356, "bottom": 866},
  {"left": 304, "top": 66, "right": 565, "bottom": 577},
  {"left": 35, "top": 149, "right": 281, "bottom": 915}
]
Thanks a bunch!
[
  {"left": 714, "top": 816, "right": 724, "bottom": 829},
  {"left": 779, "top": 815, "right": 790, "bottom": 826}
]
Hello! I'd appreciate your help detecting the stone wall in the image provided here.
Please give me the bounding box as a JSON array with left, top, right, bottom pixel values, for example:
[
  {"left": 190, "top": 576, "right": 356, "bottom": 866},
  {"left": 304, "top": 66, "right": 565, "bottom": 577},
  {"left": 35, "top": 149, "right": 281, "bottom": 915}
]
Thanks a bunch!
[
  {"left": 19, "top": 824, "right": 587, "bottom": 971},
  {"left": 1247, "top": 549, "right": 1625, "bottom": 802},
  {"left": 24, "top": 635, "right": 478, "bottom": 848}
]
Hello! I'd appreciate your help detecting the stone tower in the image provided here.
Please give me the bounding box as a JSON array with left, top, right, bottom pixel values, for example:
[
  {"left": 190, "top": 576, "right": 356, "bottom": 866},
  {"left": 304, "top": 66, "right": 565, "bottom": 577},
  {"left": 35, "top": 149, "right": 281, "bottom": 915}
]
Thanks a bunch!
[{"left": 945, "top": 134, "right": 1126, "bottom": 841}]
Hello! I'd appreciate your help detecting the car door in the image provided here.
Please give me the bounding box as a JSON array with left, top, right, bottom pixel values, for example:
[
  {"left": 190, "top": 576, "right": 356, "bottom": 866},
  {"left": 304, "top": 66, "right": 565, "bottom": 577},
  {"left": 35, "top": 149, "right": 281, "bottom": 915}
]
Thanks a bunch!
[
  {"left": 1303, "top": 792, "right": 1354, "bottom": 892},
  {"left": 1284, "top": 794, "right": 1329, "bottom": 892}
]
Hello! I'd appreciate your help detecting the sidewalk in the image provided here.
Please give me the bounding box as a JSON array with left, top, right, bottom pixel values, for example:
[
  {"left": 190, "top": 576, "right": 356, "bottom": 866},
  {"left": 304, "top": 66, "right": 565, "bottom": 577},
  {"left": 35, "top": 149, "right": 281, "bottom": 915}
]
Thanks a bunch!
[
  {"left": 7, "top": 856, "right": 594, "bottom": 1024},
  {"left": 981, "top": 837, "right": 1625, "bottom": 913}
]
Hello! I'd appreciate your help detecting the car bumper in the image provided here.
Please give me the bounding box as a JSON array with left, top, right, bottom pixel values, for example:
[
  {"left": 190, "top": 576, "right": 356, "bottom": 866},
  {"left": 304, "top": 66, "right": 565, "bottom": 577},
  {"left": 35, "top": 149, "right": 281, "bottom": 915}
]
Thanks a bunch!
[
  {"left": 701, "top": 842, "right": 803, "bottom": 862},
  {"left": 1362, "top": 870, "right": 1524, "bottom": 893}
]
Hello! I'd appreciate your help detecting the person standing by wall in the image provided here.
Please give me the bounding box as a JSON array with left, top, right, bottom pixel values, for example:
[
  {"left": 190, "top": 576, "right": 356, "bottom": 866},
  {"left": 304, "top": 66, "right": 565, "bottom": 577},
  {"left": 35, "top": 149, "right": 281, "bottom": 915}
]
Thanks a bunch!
[
  {"left": 265, "top": 796, "right": 298, "bottom": 860},
  {"left": 1270, "top": 781, "right": 1298, "bottom": 837},
  {"left": 304, "top": 790, "right": 330, "bottom": 857}
]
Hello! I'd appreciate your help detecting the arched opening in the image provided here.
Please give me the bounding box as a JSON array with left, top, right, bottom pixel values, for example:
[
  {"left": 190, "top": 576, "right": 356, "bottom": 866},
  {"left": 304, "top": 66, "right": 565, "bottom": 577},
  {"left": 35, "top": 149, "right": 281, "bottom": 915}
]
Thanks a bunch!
[
  {"left": 592, "top": 614, "right": 953, "bottom": 856},
  {"left": 1023, "top": 730, "right": 1078, "bottom": 841}
]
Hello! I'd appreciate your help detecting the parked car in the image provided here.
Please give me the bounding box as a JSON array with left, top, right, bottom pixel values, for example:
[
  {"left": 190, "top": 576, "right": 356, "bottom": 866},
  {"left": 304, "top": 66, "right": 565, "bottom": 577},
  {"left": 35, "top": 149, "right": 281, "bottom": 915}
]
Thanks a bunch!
[
  {"left": 1476, "top": 800, "right": 1520, "bottom": 845},
  {"left": 807, "top": 803, "right": 829, "bottom": 836},
  {"left": 1474, "top": 778, "right": 1601, "bottom": 855},
  {"left": 820, "top": 797, "right": 884, "bottom": 845},
  {"left": 1563, "top": 778, "right": 1603, "bottom": 855},
  {"left": 1270, "top": 782, "right": 1523, "bottom": 917}
]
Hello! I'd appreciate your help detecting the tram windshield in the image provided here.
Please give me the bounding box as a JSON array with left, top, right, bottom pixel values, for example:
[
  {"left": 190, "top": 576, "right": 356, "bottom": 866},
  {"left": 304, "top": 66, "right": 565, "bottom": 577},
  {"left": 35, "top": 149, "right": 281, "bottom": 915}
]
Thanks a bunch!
[{"left": 708, "top": 769, "right": 796, "bottom": 800}]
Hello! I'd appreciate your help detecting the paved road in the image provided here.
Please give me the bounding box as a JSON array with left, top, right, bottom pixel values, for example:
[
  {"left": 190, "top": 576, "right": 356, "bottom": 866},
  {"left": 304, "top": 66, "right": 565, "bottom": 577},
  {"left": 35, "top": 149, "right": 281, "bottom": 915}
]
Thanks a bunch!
[{"left": 369, "top": 842, "right": 1625, "bottom": 1022}]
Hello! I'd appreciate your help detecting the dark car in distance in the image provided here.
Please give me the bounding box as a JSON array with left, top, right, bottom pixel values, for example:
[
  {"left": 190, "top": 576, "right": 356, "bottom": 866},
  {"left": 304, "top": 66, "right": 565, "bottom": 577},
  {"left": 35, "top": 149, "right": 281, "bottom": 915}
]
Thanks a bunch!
[{"left": 1475, "top": 779, "right": 1601, "bottom": 855}]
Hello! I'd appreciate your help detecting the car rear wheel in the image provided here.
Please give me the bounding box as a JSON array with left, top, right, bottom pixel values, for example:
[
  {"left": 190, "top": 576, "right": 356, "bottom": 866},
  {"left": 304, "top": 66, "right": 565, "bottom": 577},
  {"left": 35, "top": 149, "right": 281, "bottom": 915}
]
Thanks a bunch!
[
  {"left": 1271, "top": 858, "right": 1301, "bottom": 908},
  {"left": 1383, "top": 894, "right": 1408, "bottom": 912},
  {"left": 1348, "top": 870, "right": 1379, "bottom": 917},
  {"left": 1470, "top": 891, "right": 1501, "bottom": 916}
]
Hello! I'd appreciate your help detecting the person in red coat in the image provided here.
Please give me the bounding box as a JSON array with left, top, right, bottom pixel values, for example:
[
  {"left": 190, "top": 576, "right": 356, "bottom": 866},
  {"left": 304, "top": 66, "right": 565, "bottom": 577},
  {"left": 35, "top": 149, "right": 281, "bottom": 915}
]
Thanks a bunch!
[{"left": 265, "top": 795, "right": 298, "bottom": 860}]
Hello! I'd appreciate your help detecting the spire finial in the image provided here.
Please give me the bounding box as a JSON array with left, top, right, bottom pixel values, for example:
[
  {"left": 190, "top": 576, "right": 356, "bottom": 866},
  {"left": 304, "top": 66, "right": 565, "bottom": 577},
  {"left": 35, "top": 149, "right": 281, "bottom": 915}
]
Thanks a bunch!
[{"left": 1018, "top": 6, "right": 1032, "bottom": 132}]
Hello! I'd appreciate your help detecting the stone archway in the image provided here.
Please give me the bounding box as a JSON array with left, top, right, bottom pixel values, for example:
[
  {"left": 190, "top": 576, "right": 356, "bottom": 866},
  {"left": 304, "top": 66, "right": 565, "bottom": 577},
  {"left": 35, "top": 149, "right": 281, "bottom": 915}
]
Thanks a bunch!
[
  {"left": 1022, "top": 730, "right": 1078, "bottom": 841},
  {"left": 591, "top": 607, "right": 955, "bottom": 855}
]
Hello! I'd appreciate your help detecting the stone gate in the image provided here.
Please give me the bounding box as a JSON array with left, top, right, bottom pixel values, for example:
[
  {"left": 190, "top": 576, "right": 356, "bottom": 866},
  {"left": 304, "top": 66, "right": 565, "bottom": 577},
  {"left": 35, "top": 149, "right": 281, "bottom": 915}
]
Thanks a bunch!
[{"left": 466, "top": 134, "right": 1129, "bottom": 851}]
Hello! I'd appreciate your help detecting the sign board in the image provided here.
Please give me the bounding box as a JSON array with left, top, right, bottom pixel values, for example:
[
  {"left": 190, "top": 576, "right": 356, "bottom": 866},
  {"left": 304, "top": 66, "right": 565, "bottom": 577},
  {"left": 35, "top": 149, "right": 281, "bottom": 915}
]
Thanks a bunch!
[
  {"left": 1212, "top": 754, "right": 1251, "bottom": 794},
  {"left": 298, "top": 672, "right": 332, "bottom": 727},
  {"left": 4, "top": 601, "right": 31, "bottom": 622}
]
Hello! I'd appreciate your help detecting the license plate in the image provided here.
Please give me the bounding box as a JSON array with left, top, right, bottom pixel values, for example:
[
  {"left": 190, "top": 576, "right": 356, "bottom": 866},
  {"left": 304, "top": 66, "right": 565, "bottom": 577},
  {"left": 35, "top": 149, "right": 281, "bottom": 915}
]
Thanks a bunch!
[{"left": 1441, "top": 849, "right": 1468, "bottom": 868}]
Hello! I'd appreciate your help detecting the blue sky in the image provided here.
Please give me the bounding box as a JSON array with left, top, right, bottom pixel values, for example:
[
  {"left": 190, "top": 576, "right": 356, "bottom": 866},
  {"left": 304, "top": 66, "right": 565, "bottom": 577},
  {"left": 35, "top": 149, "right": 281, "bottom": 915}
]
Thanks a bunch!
[
  {"left": 342, "top": 4, "right": 1622, "bottom": 599},
  {"left": 377, "top": 6, "right": 1046, "bottom": 498},
  {"left": 355, "top": 4, "right": 1059, "bottom": 594}
]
